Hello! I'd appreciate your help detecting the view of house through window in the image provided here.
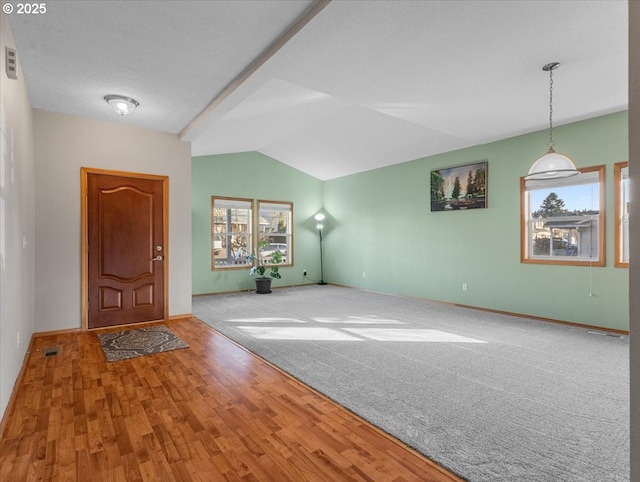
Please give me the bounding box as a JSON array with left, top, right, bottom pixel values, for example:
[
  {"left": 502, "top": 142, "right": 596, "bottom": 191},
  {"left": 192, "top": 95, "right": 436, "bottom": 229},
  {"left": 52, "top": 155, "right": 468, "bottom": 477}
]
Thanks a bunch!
[
  {"left": 257, "top": 201, "right": 292, "bottom": 266},
  {"left": 211, "top": 197, "right": 253, "bottom": 269},
  {"left": 614, "top": 161, "right": 629, "bottom": 267},
  {"left": 521, "top": 165, "right": 605, "bottom": 266}
]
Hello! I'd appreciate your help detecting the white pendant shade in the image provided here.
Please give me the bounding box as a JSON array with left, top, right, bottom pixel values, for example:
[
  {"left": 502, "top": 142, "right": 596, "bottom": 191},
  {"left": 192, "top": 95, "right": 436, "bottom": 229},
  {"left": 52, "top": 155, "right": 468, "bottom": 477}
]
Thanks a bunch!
[
  {"left": 104, "top": 95, "right": 139, "bottom": 116},
  {"left": 525, "top": 148, "right": 579, "bottom": 180}
]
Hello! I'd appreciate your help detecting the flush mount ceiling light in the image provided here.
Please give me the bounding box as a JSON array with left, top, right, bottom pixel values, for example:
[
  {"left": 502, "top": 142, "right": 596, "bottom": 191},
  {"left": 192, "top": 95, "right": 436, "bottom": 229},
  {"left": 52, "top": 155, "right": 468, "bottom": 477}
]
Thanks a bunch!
[
  {"left": 525, "top": 62, "right": 579, "bottom": 181},
  {"left": 104, "top": 94, "right": 139, "bottom": 116}
]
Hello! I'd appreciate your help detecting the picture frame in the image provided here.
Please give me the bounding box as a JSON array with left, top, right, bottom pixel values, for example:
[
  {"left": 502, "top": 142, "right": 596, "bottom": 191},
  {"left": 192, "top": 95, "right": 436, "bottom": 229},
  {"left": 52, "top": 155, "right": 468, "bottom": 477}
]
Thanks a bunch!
[{"left": 430, "top": 160, "right": 487, "bottom": 211}]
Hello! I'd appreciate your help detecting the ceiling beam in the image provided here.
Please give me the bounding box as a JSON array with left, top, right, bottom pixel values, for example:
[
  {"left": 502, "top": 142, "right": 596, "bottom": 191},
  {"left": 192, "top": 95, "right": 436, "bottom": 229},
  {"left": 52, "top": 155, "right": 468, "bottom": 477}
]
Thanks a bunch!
[{"left": 179, "top": 0, "right": 331, "bottom": 140}]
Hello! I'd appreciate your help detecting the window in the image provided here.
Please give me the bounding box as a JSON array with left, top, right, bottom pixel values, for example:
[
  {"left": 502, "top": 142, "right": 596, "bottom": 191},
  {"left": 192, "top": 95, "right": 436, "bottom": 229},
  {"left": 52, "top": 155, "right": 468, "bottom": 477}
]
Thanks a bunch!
[
  {"left": 521, "top": 165, "right": 605, "bottom": 266},
  {"left": 614, "top": 161, "right": 629, "bottom": 267},
  {"left": 211, "top": 197, "right": 253, "bottom": 269},
  {"left": 257, "top": 200, "right": 293, "bottom": 266}
]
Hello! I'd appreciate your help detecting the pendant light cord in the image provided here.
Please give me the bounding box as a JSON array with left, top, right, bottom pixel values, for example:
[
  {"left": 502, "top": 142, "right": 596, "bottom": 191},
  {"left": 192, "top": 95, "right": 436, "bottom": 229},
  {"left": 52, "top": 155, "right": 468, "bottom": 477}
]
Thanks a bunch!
[
  {"left": 548, "top": 67, "right": 555, "bottom": 149},
  {"left": 542, "top": 61, "right": 560, "bottom": 150}
]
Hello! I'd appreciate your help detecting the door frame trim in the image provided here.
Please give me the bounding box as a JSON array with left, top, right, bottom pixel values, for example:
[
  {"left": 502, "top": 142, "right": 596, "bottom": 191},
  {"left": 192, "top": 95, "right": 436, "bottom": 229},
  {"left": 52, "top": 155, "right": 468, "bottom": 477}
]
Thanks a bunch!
[{"left": 80, "top": 167, "right": 170, "bottom": 331}]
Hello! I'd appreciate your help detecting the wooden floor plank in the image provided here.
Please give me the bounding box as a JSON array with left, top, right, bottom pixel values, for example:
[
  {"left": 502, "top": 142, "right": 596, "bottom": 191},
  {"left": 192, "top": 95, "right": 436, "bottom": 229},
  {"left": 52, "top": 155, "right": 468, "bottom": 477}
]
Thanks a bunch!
[{"left": 0, "top": 318, "right": 463, "bottom": 481}]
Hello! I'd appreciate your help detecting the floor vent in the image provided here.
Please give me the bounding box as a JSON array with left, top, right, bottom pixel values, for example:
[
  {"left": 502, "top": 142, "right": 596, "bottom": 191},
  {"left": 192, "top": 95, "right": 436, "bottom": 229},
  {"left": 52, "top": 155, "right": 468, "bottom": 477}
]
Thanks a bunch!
[
  {"left": 587, "top": 330, "right": 606, "bottom": 336},
  {"left": 587, "top": 330, "right": 624, "bottom": 339},
  {"left": 43, "top": 347, "right": 60, "bottom": 357}
]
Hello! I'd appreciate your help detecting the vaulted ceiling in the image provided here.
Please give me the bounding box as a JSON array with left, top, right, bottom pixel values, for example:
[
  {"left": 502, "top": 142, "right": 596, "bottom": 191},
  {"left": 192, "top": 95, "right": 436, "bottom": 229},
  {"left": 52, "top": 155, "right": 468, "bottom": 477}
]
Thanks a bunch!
[{"left": 8, "top": 0, "right": 628, "bottom": 180}]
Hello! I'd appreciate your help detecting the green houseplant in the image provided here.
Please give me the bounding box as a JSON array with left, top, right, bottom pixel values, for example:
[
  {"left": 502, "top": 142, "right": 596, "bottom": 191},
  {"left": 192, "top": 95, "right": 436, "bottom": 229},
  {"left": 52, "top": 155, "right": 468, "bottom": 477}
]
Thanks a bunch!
[{"left": 248, "top": 239, "right": 284, "bottom": 294}]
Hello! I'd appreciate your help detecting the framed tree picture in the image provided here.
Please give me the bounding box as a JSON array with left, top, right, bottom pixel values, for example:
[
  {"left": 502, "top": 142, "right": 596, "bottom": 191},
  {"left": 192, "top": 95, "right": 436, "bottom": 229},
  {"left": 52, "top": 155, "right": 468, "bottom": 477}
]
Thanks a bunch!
[{"left": 430, "top": 160, "right": 488, "bottom": 211}]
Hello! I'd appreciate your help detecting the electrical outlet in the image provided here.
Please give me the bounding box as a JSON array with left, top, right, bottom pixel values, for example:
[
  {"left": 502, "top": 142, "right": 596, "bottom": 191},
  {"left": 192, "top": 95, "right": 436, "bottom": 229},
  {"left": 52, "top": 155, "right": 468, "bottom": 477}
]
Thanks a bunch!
[
  {"left": 303, "top": 269, "right": 307, "bottom": 277},
  {"left": 363, "top": 272, "right": 366, "bottom": 278},
  {"left": 17, "top": 331, "right": 20, "bottom": 348},
  {"left": 462, "top": 283, "right": 468, "bottom": 291}
]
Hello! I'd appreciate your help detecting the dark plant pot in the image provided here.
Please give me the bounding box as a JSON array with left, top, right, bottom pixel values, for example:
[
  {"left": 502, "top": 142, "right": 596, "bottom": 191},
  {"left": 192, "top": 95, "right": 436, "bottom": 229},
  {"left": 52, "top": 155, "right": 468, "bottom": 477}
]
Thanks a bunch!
[{"left": 255, "top": 278, "right": 272, "bottom": 294}]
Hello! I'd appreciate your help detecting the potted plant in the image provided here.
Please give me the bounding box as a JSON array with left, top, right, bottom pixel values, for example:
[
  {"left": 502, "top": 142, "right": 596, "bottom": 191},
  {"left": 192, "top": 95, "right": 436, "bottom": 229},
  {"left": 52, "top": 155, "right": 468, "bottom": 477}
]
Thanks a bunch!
[{"left": 248, "top": 239, "right": 284, "bottom": 294}]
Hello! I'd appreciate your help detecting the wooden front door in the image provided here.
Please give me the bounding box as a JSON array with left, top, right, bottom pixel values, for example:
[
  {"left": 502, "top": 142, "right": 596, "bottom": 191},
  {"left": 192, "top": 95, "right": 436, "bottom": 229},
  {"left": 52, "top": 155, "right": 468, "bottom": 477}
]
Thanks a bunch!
[{"left": 83, "top": 169, "right": 167, "bottom": 329}]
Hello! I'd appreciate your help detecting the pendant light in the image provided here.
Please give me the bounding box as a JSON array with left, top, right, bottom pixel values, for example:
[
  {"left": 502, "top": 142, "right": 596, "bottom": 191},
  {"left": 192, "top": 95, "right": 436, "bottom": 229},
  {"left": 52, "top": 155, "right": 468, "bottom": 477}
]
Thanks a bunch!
[{"left": 525, "top": 62, "right": 579, "bottom": 180}]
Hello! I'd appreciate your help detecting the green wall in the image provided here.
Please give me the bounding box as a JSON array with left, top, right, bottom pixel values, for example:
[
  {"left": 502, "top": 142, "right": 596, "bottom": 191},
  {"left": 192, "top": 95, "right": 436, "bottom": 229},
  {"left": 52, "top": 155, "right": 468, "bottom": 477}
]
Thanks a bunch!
[
  {"left": 192, "top": 151, "right": 324, "bottom": 294},
  {"left": 322, "top": 111, "right": 629, "bottom": 330},
  {"left": 192, "top": 112, "right": 628, "bottom": 330}
]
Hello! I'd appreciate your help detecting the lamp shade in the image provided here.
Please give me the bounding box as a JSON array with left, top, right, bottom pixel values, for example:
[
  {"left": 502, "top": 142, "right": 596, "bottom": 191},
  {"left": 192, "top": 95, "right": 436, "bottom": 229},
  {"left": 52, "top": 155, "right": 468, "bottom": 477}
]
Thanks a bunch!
[
  {"left": 524, "top": 148, "right": 579, "bottom": 180},
  {"left": 104, "top": 95, "right": 139, "bottom": 116}
]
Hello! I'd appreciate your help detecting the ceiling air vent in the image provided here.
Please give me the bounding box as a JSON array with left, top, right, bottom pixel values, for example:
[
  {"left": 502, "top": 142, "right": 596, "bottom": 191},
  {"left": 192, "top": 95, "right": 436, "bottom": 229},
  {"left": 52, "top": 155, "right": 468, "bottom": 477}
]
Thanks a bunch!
[{"left": 5, "top": 47, "right": 17, "bottom": 80}]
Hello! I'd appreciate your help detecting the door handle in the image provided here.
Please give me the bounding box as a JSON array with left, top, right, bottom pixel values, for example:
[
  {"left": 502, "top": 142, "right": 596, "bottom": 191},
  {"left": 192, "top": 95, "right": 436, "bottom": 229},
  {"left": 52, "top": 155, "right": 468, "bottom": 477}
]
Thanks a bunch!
[{"left": 151, "top": 255, "right": 164, "bottom": 261}]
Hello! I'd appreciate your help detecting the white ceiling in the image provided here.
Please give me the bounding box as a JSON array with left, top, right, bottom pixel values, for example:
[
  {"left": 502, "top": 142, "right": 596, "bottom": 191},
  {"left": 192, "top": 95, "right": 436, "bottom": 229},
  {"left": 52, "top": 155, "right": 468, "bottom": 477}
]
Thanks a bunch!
[{"left": 8, "top": 0, "right": 628, "bottom": 180}]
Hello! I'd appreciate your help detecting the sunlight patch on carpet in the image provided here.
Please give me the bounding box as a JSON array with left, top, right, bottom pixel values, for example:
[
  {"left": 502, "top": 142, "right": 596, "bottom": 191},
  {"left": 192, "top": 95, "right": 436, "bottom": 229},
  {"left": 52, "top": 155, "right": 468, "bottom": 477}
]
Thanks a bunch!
[
  {"left": 227, "top": 317, "right": 306, "bottom": 323},
  {"left": 345, "top": 328, "right": 487, "bottom": 343},
  {"left": 237, "top": 326, "right": 484, "bottom": 343},
  {"left": 313, "top": 315, "right": 406, "bottom": 324},
  {"left": 238, "top": 326, "right": 362, "bottom": 341}
]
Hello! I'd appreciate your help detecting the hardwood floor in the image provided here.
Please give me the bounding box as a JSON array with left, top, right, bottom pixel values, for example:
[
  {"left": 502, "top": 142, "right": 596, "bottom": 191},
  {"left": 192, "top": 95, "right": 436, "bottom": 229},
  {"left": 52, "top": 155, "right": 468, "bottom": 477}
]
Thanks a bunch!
[{"left": 0, "top": 318, "right": 463, "bottom": 481}]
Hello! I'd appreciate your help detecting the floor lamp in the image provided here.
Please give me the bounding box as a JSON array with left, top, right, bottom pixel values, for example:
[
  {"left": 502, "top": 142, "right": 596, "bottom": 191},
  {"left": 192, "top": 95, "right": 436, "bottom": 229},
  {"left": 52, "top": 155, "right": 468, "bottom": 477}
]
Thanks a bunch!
[{"left": 314, "top": 213, "right": 327, "bottom": 285}]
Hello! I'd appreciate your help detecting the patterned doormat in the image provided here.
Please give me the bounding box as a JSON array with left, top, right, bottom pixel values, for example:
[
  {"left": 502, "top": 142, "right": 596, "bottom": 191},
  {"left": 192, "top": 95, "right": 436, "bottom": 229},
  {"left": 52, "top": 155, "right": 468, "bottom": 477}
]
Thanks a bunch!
[{"left": 97, "top": 325, "right": 189, "bottom": 362}]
